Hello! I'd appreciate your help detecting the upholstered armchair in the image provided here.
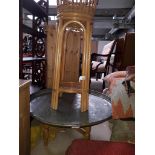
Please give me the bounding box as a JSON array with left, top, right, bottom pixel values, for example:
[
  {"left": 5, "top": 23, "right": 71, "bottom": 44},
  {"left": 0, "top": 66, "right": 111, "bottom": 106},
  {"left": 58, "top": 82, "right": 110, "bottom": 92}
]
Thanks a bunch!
[
  {"left": 103, "top": 66, "right": 135, "bottom": 119},
  {"left": 102, "top": 66, "right": 135, "bottom": 144},
  {"left": 91, "top": 40, "right": 116, "bottom": 81}
]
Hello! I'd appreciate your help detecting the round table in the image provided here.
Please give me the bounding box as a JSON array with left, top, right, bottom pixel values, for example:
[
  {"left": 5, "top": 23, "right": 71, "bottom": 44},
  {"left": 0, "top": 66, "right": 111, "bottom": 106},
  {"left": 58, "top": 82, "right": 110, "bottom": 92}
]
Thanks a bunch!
[{"left": 30, "top": 89, "right": 112, "bottom": 145}]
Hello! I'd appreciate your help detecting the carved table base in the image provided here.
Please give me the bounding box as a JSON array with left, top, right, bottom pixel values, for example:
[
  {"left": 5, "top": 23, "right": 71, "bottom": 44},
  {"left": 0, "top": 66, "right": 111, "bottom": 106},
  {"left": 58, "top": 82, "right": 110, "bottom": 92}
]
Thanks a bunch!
[{"left": 42, "top": 125, "right": 91, "bottom": 146}]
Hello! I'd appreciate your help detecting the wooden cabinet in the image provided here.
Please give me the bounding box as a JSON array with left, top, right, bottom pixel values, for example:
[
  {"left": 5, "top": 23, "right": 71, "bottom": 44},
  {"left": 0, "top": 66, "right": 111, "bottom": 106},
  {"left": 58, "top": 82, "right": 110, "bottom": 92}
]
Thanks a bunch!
[{"left": 19, "top": 80, "right": 30, "bottom": 155}]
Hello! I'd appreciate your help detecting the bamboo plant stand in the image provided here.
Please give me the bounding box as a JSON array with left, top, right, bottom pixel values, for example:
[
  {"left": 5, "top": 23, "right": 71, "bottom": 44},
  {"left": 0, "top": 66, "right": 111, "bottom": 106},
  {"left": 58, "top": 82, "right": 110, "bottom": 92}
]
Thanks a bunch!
[{"left": 51, "top": 0, "right": 97, "bottom": 112}]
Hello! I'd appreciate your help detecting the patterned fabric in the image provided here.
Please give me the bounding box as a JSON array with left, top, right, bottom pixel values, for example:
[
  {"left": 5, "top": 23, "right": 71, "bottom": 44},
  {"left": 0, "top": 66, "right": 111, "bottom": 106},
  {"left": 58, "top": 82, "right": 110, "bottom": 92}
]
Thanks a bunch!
[
  {"left": 92, "top": 61, "right": 106, "bottom": 71},
  {"left": 104, "top": 71, "right": 127, "bottom": 91},
  {"left": 66, "top": 139, "right": 135, "bottom": 155},
  {"left": 110, "top": 78, "right": 135, "bottom": 119},
  {"left": 103, "top": 68, "right": 135, "bottom": 119},
  {"left": 102, "top": 67, "right": 135, "bottom": 144},
  {"left": 102, "top": 40, "right": 115, "bottom": 61}
]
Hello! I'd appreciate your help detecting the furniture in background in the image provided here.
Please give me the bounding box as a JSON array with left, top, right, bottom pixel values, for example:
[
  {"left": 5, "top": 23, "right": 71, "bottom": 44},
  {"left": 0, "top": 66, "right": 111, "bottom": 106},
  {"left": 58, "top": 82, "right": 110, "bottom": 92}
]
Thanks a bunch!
[
  {"left": 22, "top": 57, "right": 46, "bottom": 87},
  {"left": 19, "top": 0, "right": 48, "bottom": 87},
  {"left": 103, "top": 70, "right": 127, "bottom": 94},
  {"left": 119, "top": 32, "right": 135, "bottom": 70},
  {"left": 91, "top": 32, "right": 135, "bottom": 75},
  {"left": 102, "top": 66, "right": 135, "bottom": 145},
  {"left": 19, "top": 80, "right": 30, "bottom": 155},
  {"left": 110, "top": 37, "right": 125, "bottom": 72},
  {"left": 90, "top": 32, "right": 135, "bottom": 90},
  {"left": 91, "top": 40, "right": 116, "bottom": 81},
  {"left": 109, "top": 33, "right": 135, "bottom": 72},
  {"left": 103, "top": 66, "right": 135, "bottom": 119}
]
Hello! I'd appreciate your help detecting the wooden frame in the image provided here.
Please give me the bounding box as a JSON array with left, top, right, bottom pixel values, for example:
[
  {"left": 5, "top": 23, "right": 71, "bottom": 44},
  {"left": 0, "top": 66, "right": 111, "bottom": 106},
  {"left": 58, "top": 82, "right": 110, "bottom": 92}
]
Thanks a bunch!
[{"left": 51, "top": 0, "right": 97, "bottom": 112}]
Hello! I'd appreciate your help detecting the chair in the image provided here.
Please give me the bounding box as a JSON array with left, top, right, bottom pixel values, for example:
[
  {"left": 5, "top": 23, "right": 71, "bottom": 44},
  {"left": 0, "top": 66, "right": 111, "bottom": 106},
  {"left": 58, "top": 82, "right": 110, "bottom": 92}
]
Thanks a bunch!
[
  {"left": 110, "top": 37, "right": 125, "bottom": 72},
  {"left": 110, "top": 32, "right": 135, "bottom": 72},
  {"left": 90, "top": 40, "right": 116, "bottom": 88},
  {"left": 119, "top": 32, "right": 135, "bottom": 70}
]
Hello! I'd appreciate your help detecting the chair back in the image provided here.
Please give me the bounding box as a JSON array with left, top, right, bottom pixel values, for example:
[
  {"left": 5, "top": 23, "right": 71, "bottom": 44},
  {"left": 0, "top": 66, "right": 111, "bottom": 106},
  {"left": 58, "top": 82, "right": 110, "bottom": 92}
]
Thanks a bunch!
[
  {"left": 101, "top": 40, "right": 116, "bottom": 61},
  {"left": 121, "top": 32, "right": 135, "bottom": 70},
  {"left": 112, "top": 37, "right": 125, "bottom": 71}
]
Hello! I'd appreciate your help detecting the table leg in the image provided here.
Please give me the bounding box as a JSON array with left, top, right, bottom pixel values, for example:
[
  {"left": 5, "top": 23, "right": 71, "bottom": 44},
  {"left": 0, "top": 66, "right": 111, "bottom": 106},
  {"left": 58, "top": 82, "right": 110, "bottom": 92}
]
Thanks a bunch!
[
  {"left": 83, "top": 127, "right": 91, "bottom": 139},
  {"left": 42, "top": 124, "right": 50, "bottom": 146},
  {"left": 49, "top": 127, "right": 57, "bottom": 140},
  {"left": 76, "top": 127, "right": 91, "bottom": 139}
]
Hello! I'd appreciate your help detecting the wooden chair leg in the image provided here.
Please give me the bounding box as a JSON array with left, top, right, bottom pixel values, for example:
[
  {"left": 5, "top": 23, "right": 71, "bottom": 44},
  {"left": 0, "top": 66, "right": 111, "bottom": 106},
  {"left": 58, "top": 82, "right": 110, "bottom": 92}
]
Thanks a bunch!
[
  {"left": 96, "top": 73, "right": 101, "bottom": 81},
  {"left": 95, "top": 73, "right": 98, "bottom": 81},
  {"left": 102, "top": 72, "right": 106, "bottom": 89},
  {"left": 102, "top": 80, "right": 105, "bottom": 89}
]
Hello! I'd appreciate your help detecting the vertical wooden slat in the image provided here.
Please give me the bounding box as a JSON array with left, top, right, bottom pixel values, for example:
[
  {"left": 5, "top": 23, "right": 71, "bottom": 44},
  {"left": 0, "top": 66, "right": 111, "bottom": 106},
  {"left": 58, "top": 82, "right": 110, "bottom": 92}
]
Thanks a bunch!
[
  {"left": 51, "top": 19, "right": 63, "bottom": 109},
  {"left": 46, "top": 25, "right": 56, "bottom": 88},
  {"left": 60, "top": 29, "right": 68, "bottom": 82}
]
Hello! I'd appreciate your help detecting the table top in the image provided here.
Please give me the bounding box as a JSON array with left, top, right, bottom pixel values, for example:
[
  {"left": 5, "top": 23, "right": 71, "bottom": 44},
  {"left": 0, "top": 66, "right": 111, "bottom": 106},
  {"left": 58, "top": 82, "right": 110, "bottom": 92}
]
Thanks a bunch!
[{"left": 30, "top": 89, "right": 112, "bottom": 128}]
